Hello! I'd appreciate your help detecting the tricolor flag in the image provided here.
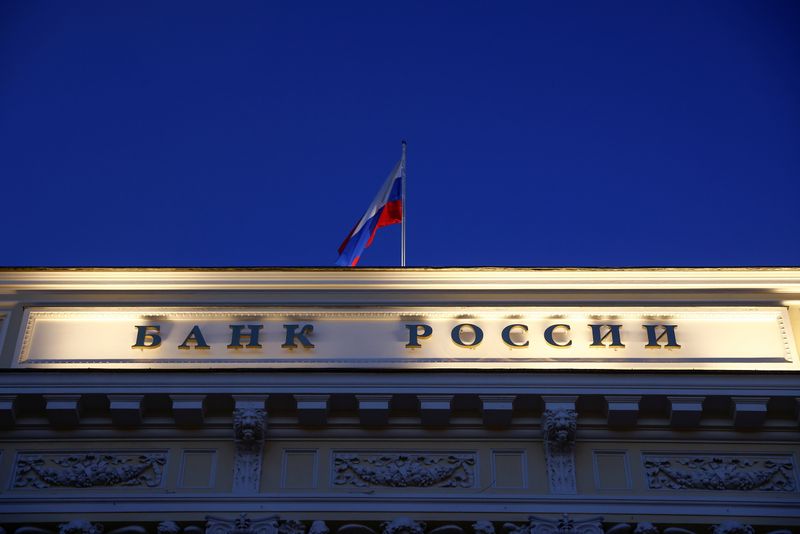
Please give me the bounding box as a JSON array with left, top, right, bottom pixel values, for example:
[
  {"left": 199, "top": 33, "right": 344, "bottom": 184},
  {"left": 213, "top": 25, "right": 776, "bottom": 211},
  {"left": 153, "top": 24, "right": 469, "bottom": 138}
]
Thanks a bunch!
[{"left": 336, "top": 153, "right": 405, "bottom": 267}]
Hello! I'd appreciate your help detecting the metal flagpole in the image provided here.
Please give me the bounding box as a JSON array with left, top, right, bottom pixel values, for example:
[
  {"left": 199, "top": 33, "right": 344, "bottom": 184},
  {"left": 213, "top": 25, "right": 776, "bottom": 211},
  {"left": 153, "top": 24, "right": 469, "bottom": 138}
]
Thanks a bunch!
[{"left": 401, "top": 140, "right": 407, "bottom": 267}]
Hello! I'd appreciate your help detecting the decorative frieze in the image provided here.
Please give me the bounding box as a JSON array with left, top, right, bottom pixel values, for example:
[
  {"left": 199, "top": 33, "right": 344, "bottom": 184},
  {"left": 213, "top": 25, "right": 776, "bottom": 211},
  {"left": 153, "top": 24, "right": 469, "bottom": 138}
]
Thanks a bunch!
[
  {"left": 308, "top": 522, "right": 329, "bottom": 534},
  {"left": 2, "top": 519, "right": 794, "bottom": 534},
  {"left": 643, "top": 454, "right": 796, "bottom": 491},
  {"left": 472, "top": 522, "right": 495, "bottom": 534},
  {"left": 381, "top": 519, "right": 426, "bottom": 534},
  {"left": 504, "top": 515, "right": 603, "bottom": 534},
  {"left": 58, "top": 521, "right": 104, "bottom": 534},
  {"left": 157, "top": 523, "right": 181, "bottom": 534},
  {"left": 279, "top": 521, "right": 306, "bottom": 534},
  {"left": 710, "top": 523, "right": 755, "bottom": 534},
  {"left": 13, "top": 451, "right": 167, "bottom": 489},
  {"left": 206, "top": 515, "right": 280, "bottom": 534},
  {"left": 333, "top": 452, "right": 476, "bottom": 488}
]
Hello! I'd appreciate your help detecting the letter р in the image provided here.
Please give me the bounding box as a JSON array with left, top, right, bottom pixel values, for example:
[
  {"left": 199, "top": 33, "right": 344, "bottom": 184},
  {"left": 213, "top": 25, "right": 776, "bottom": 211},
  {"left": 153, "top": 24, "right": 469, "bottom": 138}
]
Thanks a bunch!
[{"left": 405, "top": 324, "right": 433, "bottom": 348}]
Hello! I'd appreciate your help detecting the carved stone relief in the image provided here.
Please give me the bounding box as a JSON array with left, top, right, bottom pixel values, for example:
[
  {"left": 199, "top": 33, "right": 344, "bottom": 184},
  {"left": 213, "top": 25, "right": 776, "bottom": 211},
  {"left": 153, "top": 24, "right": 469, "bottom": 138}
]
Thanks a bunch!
[
  {"left": 279, "top": 521, "right": 306, "bottom": 534},
  {"left": 308, "top": 522, "right": 329, "bottom": 534},
  {"left": 380, "top": 519, "right": 426, "bottom": 534},
  {"left": 710, "top": 523, "right": 755, "bottom": 534},
  {"left": 603, "top": 523, "right": 766, "bottom": 534},
  {"left": 206, "top": 514, "right": 280, "bottom": 534},
  {"left": 333, "top": 452, "right": 476, "bottom": 488},
  {"left": 232, "top": 407, "right": 267, "bottom": 493},
  {"left": 156, "top": 523, "right": 181, "bottom": 534},
  {"left": 472, "top": 522, "right": 495, "bottom": 534},
  {"left": 13, "top": 452, "right": 166, "bottom": 489},
  {"left": 504, "top": 515, "right": 603, "bottom": 534},
  {"left": 643, "top": 455, "right": 796, "bottom": 491},
  {"left": 3, "top": 519, "right": 795, "bottom": 534},
  {"left": 542, "top": 408, "right": 577, "bottom": 494},
  {"left": 59, "top": 522, "right": 104, "bottom": 534}
]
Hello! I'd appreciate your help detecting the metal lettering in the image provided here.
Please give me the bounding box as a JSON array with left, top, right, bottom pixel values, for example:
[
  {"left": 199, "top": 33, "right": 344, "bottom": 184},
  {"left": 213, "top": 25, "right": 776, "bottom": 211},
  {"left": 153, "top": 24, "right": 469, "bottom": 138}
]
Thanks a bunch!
[
  {"left": 282, "top": 324, "right": 315, "bottom": 348},
  {"left": 501, "top": 324, "right": 529, "bottom": 347},
  {"left": 405, "top": 324, "right": 433, "bottom": 348},
  {"left": 227, "top": 324, "right": 264, "bottom": 349},
  {"left": 643, "top": 324, "right": 681, "bottom": 348},
  {"left": 544, "top": 324, "right": 572, "bottom": 347},
  {"left": 132, "top": 325, "right": 161, "bottom": 349},
  {"left": 451, "top": 323, "right": 484, "bottom": 347},
  {"left": 589, "top": 324, "right": 625, "bottom": 347},
  {"left": 178, "top": 325, "right": 210, "bottom": 350}
]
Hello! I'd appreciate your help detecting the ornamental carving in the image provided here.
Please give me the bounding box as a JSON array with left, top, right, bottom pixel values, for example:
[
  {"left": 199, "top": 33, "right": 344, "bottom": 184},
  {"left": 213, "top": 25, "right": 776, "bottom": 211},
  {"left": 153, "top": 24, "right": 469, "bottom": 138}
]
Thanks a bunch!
[
  {"left": 278, "top": 521, "right": 305, "bottom": 534},
  {"left": 1, "top": 522, "right": 792, "bottom": 534},
  {"left": 157, "top": 523, "right": 181, "bottom": 534},
  {"left": 542, "top": 409, "right": 576, "bottom": 452},
  {"left": 633, "top": 524, "right": 659, "bottom": 534},
  {"left": 59, "top": 522, "right": 103, "bottom": 534},
  {"left": 605, "top": 523, "right": 660, "bottom": 534},
  {"left": 643, "top": 455, "right": 796, "bottom": 491},
  {"left": 710, "top": 523, "right": 754, "bottom": 534},
  {"left": 232, "top": 407, "right": 267, "bottom": 493},
  {"left": 234, "top": 408, "right": 266, "bottom": 443},
  {"left": 333, "top": 452, "right": 475, "bottom": 488},
  {"left": 308, "top": 522, "right": 329, "bottom": 534},
  {"left": 14, "top": 452, "right": 166, "bottom": 489},
  {"left": 504, "top": 515, "right": 603, "bottom": 534},
  {"left": 380, "top": 519, "right": 426, "bottom": 534},
  {"left": 542, "top": 408, "right": 577, "bottom": 494},
  {"left": 206, "top": 515, "right": 280, "bottom": 534}
]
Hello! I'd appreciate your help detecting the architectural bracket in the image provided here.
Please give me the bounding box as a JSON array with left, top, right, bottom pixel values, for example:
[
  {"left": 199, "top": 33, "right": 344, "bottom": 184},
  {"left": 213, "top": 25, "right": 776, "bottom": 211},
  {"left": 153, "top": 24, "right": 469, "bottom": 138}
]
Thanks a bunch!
[
  {"left": 541, "top": 396, "right": 578, "bottom": 494},
  {"left": 232, "top": 395, "right": 268, "bottom": 494}
]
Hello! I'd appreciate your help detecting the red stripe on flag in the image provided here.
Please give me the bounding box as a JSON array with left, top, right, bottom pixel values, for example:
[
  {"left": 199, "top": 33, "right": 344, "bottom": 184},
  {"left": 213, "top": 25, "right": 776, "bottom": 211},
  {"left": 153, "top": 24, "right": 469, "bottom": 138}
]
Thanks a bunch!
[{"left": 366, "top": 200, "right": 402, "bottom": 247}]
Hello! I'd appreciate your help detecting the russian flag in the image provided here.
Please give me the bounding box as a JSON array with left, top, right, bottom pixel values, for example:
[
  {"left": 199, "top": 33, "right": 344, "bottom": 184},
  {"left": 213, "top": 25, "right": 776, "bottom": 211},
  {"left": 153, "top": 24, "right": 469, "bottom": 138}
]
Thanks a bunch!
[{"left": 336, "top": 160, "right": 403, "bottom": 266}]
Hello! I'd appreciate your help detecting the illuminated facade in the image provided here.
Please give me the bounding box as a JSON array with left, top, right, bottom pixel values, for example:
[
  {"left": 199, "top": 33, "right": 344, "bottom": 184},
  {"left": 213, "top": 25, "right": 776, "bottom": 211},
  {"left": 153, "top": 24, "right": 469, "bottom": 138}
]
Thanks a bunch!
[{"left": 0, "top": 268, "right": 798, "bottom": 534}]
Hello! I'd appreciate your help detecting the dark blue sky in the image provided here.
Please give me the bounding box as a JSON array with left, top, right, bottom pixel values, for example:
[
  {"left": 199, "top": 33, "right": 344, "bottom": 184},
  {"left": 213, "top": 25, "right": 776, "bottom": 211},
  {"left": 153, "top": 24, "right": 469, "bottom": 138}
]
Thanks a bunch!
[{"left": 1, "top": 1, "right": 798, "bottom": 267}]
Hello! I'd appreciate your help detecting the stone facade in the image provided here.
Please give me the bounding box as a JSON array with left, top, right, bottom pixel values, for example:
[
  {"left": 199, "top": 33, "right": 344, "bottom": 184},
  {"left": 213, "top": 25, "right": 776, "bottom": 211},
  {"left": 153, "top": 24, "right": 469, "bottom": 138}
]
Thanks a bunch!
[{"left": 0, "top": 268, "right": 798, "bottom": 531}]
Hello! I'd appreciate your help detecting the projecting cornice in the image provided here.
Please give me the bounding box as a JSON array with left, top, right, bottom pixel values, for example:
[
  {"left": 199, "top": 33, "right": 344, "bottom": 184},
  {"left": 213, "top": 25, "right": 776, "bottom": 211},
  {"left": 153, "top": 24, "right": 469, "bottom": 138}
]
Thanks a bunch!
[{"left": 1, "top": 267, "right": 800, "bottom": 293}]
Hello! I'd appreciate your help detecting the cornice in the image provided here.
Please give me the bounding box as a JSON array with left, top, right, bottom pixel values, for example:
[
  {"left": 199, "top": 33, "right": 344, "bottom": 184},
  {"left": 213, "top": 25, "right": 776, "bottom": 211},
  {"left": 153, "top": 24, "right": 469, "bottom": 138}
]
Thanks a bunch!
[
  {"left": 1, "top": 370, "right": 798, "bottom": 396},
  {"left": 1, "top": 267, "right": 800, "bottom": 293}
]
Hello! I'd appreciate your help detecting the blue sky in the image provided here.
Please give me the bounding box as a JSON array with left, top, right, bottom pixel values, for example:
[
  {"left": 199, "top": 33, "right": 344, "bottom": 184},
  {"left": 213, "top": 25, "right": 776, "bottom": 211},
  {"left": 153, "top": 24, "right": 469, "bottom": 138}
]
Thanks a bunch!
[{"left": 1, "top": 1, "right": 798, "bottom": 267}]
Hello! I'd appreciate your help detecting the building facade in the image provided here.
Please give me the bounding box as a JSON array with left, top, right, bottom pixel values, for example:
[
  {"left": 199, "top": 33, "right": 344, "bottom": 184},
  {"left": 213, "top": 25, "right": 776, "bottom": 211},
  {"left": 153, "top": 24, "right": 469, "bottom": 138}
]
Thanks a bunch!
[{"left": 0, "top": 268, "right": 798, "bottom": 534}]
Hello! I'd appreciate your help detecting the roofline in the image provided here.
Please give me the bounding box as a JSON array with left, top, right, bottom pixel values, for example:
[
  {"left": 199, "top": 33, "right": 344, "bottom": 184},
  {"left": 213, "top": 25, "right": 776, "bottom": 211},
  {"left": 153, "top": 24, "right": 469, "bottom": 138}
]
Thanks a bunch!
[
  {"left": 1, "top": 266, "right": 800, "bottom": 272},
  {"left": 2, "top": 267, "right": 800, "bottom": 293}
]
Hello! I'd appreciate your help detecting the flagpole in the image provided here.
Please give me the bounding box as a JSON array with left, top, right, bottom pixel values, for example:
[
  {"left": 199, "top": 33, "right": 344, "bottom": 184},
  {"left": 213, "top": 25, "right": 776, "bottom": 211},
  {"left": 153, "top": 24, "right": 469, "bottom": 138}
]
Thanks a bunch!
[{"left": 401, "top": 140, "right": 407, "bottom": 267}]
